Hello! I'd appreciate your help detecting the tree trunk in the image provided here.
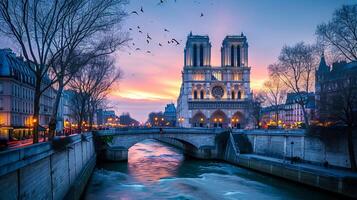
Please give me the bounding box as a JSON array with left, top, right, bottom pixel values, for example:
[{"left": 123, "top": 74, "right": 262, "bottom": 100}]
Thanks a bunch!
[
  {"left": 48, "top": 82, "right": 64, "bottom": 140},
  {"left": 32, "top": 78, "right": 41, "bottom": 144},
  {"left": 78, "top": 98, "right": 86, "bottom": 133},
  {"left": 300, "top": 103, "right": 310, "bottom": 129},
  {"left": 347, "top": 126, "right": 356, "bottom": 171}
]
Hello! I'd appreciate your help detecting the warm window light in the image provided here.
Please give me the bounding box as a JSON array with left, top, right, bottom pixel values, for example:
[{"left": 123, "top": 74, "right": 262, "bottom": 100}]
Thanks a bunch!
[
  {"left": 32, "top": 118, "right": 37, "bottom": 123},
  {"left": 214, "top": 118, "right": 217, "bottom": 122},
  {"left": 200, "top": 118, "right": 204, "bottom": 122},
  {"left": 161, "top": 118, "right": 164, "bottom": 121},
  {"left": 219, "top": 118, "right": 223, "bottom": 122}
]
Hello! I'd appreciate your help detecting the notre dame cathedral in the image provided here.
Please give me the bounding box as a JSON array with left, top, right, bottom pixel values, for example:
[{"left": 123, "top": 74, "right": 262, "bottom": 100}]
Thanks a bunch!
[{"left": 176, "top": 32, "right": 253, "bottom": 128}]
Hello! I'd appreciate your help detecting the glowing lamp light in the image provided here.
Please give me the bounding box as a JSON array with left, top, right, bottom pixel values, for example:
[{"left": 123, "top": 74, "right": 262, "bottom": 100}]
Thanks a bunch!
[{"left": 200, "top": 118, "right": 204, "bottom": 122}]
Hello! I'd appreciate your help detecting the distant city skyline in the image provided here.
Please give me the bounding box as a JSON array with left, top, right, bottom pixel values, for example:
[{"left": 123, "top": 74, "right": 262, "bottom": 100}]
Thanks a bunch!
[{"left": 1, "top": 0, "right": 356, "bottom": 122}]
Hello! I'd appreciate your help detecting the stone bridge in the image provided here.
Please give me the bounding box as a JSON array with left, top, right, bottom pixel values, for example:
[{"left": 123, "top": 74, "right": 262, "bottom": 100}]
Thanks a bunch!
[{"left": 95, "top": 128, "right": 232, "bottom": 161}]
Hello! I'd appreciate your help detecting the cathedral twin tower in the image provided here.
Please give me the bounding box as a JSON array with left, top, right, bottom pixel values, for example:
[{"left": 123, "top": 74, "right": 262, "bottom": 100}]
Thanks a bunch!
[{"left": 184, "top": 32, "right": 248, "bottom": 68}]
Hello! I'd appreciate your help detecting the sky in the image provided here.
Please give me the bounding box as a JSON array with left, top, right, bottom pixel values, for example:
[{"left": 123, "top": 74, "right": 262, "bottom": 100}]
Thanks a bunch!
[{"left": 1, "top": 0, "right": 356, "bottom": 122}]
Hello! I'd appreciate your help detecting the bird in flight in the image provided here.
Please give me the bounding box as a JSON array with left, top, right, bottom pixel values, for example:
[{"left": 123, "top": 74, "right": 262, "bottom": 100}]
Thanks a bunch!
[
  {"left": 159, "top": 43, "right": 162, "bottom": 47},
  {"left": 171, "top": 38, "right": 180, "bottom": 45},
  {"left": 132, "top": 42, "right": 135, "bottom": 46},
  {"left": 137, "top": 26, "right": 140, "bottom": 29},
  {"left": 129, "top": 28, "right": 132, "bottom": 31},
  {"left": 200, "top": 13, "right": 204, "bottom": 17},
  {"left": 140, "top": 6, "right": 144, "bottom": 13},
  {"left": 164, "top": 28, "right": 170, "bottom": 32},
  {"left": 157, "top": 0, "right": 164, "bottom": 5},
  {"left": 139, "top": 30, "right": 143, "bottom": 33},
  {"left": 147, "top": 33, "right": 152, "bottom": 40},
  {"left": 146, "top": 51, "right": 151, "bottom": 54},
  {"left": 146, "top": 40, "right": 150, "bottom": 44},
  {"left": 135, "top": 48, "right": 141, "bottom": 51},
  {"left": 131, "top": 11, "right": 139, "bottom": 15}
]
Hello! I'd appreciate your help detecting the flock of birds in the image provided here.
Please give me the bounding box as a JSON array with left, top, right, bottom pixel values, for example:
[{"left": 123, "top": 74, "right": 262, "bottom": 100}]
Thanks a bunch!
[{"left": 127, "top": 0, "right": 206, "bottom": 55}]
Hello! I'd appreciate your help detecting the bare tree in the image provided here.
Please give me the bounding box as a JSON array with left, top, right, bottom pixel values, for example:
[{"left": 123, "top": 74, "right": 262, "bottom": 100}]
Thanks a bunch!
[
  {"left": 0, "top": 0, "right": 128, "bottom": 143},
  {"left": 263, "top": 72, "right": 286, "bottom": 124},
  {"left": 0, "top": 0, "right": 73, "bottom": 142},
  {"left": 251, "top": 91, "right": 266, "bottom": 129},
  {"left": 269, "top": 42, "right": 318, "bottom": 128},
  {"left": 316, "top": 4, "right": 357, "bottom": 62},
  {"left": 69, "top": 55, "right": 121, "bottom": 132},
  {"left": 47, "top": 0, "right": 129, "bottom": 139}
]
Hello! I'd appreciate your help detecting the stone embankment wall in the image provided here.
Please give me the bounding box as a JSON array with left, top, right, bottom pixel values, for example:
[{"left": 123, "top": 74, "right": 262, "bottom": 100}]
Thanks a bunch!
[
  {"left": 236, "top": 130, "right": 357, "bottom": 168},
  {"left": 0, "top": 133, "right": 96, "bottom": 200},
  {"left": 226, "top": 130, "right": 357, "bottom": 199}
]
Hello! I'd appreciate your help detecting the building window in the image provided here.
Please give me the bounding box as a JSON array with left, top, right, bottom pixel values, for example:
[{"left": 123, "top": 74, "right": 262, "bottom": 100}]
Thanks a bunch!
[
  {"left": 212, "top": 71, "right": 222, "bottom": 81},
  {"left": 193, "top": 44, "right": 197, "bottom": 66},
  {"left": 193, "top": 72, "right": 205, "bottom": 81},
  {"left": 0, "top": 83, "right": 3, "bottom": 94},
  {"left": 200, "top": 90, "right": 204, "bottom": 99},
  {"left": 238, "top": 91, "right": 242, "bottom": 99},
  {"left": 0, "top": 98, "right": 3, "bottom": 110},
  {"left": 231, "top": 45, "right": 234, "bottom": 67},
  {"left": 232, "top": 72, "right": 242, "bottom": 81},
  {"left": 200, "top": 44, "right": 204, "bottom": 66},
  {"left": 237, "top": 45, "right": 241, "bottom": 67},
  {"left": 193, "top": 90, "right": 198, "bottom": 99},
  {"left": 231, "top": 91, "right": 235, "bottom": 99}
]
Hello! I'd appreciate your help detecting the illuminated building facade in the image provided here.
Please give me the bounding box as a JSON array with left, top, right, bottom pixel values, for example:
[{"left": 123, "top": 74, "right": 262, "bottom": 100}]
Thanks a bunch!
[
  {"left": 0, "top": 49, "right": 55, "bottom": 139},
  {"left": 176, "top": 33, "right": 253, "bottom": 128}
]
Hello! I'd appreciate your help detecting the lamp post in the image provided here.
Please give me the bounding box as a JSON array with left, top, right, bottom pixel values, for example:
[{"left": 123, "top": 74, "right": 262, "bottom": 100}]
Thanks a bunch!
[{"left": 290, "top": 141, "right": 294, "bottom": 164}]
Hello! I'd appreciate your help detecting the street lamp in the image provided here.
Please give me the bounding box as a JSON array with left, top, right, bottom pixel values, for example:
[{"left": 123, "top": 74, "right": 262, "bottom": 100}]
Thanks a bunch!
[{"left": 290, "top": 141, "right": 294, "bottom": 164}]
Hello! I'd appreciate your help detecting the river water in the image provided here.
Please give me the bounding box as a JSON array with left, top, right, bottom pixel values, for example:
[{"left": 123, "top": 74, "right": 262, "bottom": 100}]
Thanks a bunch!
[{"left": 84, "top": 139, "right": 338, "bottom": 200}]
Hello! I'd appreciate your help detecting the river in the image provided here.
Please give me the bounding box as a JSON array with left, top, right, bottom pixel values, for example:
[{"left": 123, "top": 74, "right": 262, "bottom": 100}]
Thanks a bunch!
[{"left": 83, "top": 139, "right": 339, "bottom": 200}]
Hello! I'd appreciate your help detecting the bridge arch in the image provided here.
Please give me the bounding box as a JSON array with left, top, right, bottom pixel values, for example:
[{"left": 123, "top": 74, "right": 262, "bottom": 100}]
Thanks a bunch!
[
  {"left": 122, "top": 135, "right": 200, "bottom": 152},
  {"left": 98, "top": 128, "right": 222, "bottom": 161}
]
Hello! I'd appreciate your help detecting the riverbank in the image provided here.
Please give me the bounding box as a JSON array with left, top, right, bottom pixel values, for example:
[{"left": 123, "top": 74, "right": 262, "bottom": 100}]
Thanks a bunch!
[{"left": 226, "top": 153, "right": 357, "bottom": 199}]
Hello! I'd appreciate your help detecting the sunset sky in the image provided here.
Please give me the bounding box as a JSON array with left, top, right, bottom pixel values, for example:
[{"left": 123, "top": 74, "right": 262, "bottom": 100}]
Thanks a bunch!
[
  {"left": 110, "top": 0, "right": 356, "bottom": 122},
  {"left": 1, "top": 0, "right": 356, "bottom": 122}
]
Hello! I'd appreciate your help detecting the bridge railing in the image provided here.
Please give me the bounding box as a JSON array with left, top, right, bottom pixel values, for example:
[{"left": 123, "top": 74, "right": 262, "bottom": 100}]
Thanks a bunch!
[
  {"left": 96, "top": 127, "right": 232, "bottom": 136},
  {"left": 96, "top": 127, "right": 306, "bottom": 136}
]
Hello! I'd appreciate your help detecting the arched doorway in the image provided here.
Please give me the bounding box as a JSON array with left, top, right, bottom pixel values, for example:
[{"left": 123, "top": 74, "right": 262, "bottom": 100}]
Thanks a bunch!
[
  {"left": 191, "top": 112, "right": 207, "bottom": 127},
  {"left": 210, "top": 110, "right": 228, "bottom": 128},
  {"left": 231, "top": 111, "right": 244, "bottom": 129}
]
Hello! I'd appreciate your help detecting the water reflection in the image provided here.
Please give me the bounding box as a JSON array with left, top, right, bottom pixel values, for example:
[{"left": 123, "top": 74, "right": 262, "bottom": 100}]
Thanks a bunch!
[{"left": 128, "top": 139, "right": 184, "bottom": 183}]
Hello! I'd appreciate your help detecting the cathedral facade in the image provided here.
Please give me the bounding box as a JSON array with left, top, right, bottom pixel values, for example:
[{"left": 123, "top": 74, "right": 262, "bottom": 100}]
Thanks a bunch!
[{"left": 176, "top": 33, "right": 253, "bottom": 128}]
